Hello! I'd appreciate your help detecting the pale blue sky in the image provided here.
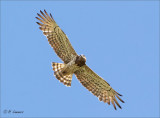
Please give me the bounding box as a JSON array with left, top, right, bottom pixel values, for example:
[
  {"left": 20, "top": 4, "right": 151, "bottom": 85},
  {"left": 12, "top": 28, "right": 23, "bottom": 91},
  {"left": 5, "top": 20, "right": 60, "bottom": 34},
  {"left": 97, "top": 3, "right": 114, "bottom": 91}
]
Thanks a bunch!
[{"left": 1, "top": 1, "right": 159, "bottom": 117}]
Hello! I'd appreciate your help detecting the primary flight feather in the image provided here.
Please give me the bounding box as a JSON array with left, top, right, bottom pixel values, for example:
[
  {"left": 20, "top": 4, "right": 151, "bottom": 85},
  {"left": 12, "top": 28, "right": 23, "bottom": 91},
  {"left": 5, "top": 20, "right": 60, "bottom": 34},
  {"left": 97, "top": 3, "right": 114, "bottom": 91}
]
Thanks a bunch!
[{"left": 36, "top": 10, "right": 124, "bottom": 110}]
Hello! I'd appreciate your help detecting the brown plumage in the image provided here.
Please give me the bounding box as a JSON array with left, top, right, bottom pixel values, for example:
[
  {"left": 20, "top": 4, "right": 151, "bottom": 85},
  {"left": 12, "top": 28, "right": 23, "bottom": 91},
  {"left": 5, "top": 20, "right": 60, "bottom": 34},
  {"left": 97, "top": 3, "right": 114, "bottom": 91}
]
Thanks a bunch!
[{"left": 36, "top": 10, "right": 124, "bottom": 110}]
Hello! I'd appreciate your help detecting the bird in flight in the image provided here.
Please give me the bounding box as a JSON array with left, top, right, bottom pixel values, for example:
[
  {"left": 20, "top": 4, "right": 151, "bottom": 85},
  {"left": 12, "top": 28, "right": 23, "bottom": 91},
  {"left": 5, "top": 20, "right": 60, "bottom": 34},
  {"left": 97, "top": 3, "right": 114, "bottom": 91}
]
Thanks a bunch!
[{"left": 36, "top": 10, "right": 124, "bottom": 110}]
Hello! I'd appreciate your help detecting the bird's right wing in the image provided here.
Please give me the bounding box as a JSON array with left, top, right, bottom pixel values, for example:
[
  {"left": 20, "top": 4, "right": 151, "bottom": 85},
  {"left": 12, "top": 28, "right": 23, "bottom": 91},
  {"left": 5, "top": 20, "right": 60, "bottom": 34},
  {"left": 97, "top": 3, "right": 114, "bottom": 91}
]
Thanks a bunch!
[
  {"left": 36, "top": 10, "right": 77, "bottom": 63},
  {"left": 74, "top": 65, "right": 124, "bottom": 110}
]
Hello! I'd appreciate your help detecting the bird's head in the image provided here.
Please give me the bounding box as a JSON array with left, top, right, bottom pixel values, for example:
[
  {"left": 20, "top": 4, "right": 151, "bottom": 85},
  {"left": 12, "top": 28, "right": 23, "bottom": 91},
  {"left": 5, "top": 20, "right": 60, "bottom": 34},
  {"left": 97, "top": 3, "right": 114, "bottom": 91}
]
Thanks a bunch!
[
  {"left": 80, "top": 54, "right": 86, "bottom": 62},
  {"left": 75, "top": 54, "right": 86, "bottom": 67}
]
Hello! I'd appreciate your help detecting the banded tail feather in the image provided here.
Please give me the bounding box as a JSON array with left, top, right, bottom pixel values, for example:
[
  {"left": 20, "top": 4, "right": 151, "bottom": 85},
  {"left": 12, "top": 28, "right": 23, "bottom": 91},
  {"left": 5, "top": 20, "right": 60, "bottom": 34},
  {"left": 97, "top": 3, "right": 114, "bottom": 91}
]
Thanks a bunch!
[{"left": 52, "top": 62, "right": 73, "bottom": 87}]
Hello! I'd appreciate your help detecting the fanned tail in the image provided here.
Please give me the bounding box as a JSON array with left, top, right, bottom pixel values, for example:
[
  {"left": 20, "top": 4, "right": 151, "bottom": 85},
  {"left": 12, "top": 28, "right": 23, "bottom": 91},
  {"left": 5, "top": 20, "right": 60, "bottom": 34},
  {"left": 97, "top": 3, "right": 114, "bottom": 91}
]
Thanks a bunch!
[{"left": 52, "top": 62, "right": 73, "bottom": 87}]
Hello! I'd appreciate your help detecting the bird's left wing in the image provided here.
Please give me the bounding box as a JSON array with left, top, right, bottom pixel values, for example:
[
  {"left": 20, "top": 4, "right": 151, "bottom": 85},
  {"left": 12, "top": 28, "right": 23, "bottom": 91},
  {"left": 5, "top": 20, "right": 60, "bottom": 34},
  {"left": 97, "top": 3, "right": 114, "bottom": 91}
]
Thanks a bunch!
[
  {"left": 36, "top": 10, "right": 77, "bottom": 63},
  {"left": 74, "top": 65, "right": 124, "bottom": 110}
]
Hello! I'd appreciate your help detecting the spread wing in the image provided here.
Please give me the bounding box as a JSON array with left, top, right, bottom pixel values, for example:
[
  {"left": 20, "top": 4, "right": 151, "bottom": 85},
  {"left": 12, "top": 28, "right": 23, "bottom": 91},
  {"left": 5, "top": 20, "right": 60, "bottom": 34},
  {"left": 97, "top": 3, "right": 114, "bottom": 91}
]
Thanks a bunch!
[
  {"left": 36, "top": 10, "right": 77, "bottom": 63},
  {"left": 74, "top": 65, "right": 124, "bottom": 110}
]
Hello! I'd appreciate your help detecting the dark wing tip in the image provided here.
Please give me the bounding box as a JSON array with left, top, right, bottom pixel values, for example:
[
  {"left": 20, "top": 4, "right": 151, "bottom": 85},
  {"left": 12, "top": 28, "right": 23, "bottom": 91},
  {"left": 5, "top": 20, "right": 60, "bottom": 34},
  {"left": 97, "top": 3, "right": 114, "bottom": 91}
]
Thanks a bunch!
[
  {"left": 115, "top": 91, "right": 123, "bottom": 96},
  {"left": 44, "top": 9, "right": 47, "bottom": 13},
  {"left": 117, "top": 104, "right": 122, "bottom": 109},
  {"left": 113, "top": 97, "right": 122, "bottom": 109},
  {"left": 50, "top": 13, "right": 53, "bottom": 19},
  {"left": 37, "top": 13, "right": 42, "bottom": 17},
  {"left": 36, "top": 22, "right": 40, "bottom": 25},
  {"left": 40, "top": 10, "right": 44, "bottom": 15},
  {"left": 115, "top": 94, "right": 125, "bottom": 103},
  {"left": 118, "top": 93, "right": 123, "bottom": 96},
  {"left": 39, "top": 27, "right": 42, "bottom": 30},
  {"left": 118, "top": 105, "right": 122, "bottom": 109}
]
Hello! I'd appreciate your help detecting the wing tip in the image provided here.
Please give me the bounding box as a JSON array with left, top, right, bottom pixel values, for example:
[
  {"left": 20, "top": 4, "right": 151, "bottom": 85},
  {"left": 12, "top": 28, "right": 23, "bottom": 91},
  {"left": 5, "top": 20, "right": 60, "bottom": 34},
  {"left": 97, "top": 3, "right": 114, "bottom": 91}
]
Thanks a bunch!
[
  {"left": 40, "top": 10, "right": 43, "bottom": 14},
  {"left": 36, "top": 22, "right": 40, "bottom": 25},
  {"left": 44, "top": 9, "right": 47, "bottom": 13},
  {"left": 50, "top": 13, "right": 53, "bottom": 19},
  {"left": 121, "top": 100, "right": 125, "bottom": 103},
  {"left": 37, "top": 13, "right": 40, "bottom": 16}
]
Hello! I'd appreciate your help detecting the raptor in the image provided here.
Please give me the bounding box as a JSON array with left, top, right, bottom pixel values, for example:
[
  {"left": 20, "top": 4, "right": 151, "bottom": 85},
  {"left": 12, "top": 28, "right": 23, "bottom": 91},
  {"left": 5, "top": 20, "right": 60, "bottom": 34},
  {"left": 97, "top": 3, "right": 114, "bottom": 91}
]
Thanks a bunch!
[{"left": 36, "top": 10, "right": 124, "bottom": 110}]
